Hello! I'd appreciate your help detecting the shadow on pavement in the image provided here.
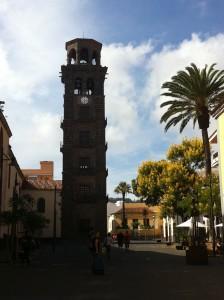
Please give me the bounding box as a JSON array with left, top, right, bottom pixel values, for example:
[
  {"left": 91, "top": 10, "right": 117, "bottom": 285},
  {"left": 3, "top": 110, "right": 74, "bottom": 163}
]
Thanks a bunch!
[{"left": 0, "top": 241, "right": 224, "bottom": 300}]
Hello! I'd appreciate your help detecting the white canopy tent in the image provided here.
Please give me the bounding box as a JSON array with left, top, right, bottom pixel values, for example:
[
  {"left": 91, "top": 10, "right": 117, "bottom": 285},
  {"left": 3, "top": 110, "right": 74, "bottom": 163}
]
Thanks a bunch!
[{"left": 176, "top": 217, "right": 206, "bottom": 228}]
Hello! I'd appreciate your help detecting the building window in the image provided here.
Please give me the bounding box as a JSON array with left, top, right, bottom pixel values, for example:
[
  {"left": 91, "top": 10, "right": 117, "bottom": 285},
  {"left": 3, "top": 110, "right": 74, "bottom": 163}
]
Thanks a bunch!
[
  {"left": 79, "top": 106, "right": 90, "bottom": 119},
  {"left": 143, "top": 218, "right": 149, "bottom": 226},
  {"left": 79, "top": 157, "right": 90, "bottom": 169},
  {"left": 132, "top": 219, "right": 139, "bottom": 229},
  {"left": 8, "top": 165, "right": 11, "bottom": 188},
  {"left": 74, "top": 78, "right": 82, "bottom": 95},
  {"left": 79, "top": 218, "right": 90, "bottom": 232},
  {"left": 86, "top": 78, "right": 94, "bottom": 95},
  {"left": 37, "top": 198, "right": 45, "bottom": 213},
  {"left": 79, "top": 184, "right": 90, "bottom": 193},
  {"left": 79, "top": 131, "right": 90, "bottom": 146}
]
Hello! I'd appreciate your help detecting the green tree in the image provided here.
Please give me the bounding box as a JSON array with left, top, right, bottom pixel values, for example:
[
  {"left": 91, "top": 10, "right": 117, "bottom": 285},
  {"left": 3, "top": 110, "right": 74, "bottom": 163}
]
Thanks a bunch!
[
  {"left": 160, "top": 162, "right": 194, "bottom": 218},
  {"left": 137, "top": 160, "right": 168, "bottom": 205},
  {"left": 160, "top": 63, "right": 224, "bottom": 177},
  {"left": 0, "top": 194, "right": 49, "bottom": 236},
  {"left": 131, "top": 179, "right": 141, "bottom": 199},
  {"left": 114, "top": 182, "right": 131, "bottom": 227},
  {"left": 167, "top": 137, "right": 205, "bottom": 172},
  {"left": 160, "top": 63, "right": 224, "bottom": 253}
]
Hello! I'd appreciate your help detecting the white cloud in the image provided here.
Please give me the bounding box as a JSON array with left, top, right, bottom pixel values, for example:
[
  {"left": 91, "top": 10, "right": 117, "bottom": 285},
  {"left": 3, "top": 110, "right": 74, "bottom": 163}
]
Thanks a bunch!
[
  {"left": 0, "top": 0, "right": 94, "bottom": 179},
  {"left": 142, "top": 33, "right": 224, "bottom": 142},
  {"left": 102, "top": 42, "right": 153, "bottom": 154},
  {"left": 0, "top": 1, "right": 224, "bottom": 197}
]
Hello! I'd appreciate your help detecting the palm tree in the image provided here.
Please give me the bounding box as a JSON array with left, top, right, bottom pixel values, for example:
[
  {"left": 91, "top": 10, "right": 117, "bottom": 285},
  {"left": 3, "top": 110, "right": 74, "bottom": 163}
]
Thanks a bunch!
[
  {"left": 114, "top": 182, "right": 131, "bottom": 228},
  {"left": 160, "top": 63, "right": 224, "bottom": 255}
]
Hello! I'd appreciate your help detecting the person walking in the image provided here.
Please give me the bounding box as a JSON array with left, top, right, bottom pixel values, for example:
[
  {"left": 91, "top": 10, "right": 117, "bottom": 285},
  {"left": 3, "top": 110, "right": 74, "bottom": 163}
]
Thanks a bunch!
[
  {"left": 92, "top": 232, "right": 104, "bottom": 275},
  {"left": 124, "top": 230, "right": 131, "bottom": 250},
  {"left": 117, "top": 231, "right": 124, "bottom": 248},
  {"left": 103, "top": 233, "right": 113, "bottom": 260},
  {"left": 19, "top": 231, "right": 33, "bottom": 265}
]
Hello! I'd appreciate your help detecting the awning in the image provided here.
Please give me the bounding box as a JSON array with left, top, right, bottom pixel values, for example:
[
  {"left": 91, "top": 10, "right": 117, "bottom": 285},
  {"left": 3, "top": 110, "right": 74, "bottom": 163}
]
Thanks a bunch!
[{"left": 176, "top": 217, "right": 206, "bottom": 228}]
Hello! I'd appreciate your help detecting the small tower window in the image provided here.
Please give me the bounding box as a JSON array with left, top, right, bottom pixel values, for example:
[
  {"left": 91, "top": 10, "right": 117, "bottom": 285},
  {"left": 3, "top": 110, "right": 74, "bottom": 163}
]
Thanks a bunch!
[
  {"left": 79, "top": 157, "right": 90, "bottom": 169},
  {"left": 68, "top": 48, "right": 76, "bottom": 64},
  {"left": 80, "top": 48, "right": 89, "bottom": 64},
  {"left": 79, "top": 184, "right": 90, "bottom": 193},
  {"left": 92, "top": 51, "right": 98, "bottom": 65},
  {"left": 79, "top": 106, "right": 90, "bottom": 119},
  {"left": 79, "top": 131, "right": 90, "bottom": 146},
  {"left": 37, "top": 198, "right": 45, "bottom": 213},
  {"left": 86, "top": 79, "right": 94, "bottom": 95},
  {"left": 74, "top": 78, "right": 82, "bottom": 95}
]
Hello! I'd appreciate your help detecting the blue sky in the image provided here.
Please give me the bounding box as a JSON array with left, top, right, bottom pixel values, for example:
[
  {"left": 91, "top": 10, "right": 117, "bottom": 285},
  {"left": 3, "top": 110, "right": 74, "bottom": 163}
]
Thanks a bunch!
[{"left": 0, "top": 0, "right": 224, "bottom": 198}]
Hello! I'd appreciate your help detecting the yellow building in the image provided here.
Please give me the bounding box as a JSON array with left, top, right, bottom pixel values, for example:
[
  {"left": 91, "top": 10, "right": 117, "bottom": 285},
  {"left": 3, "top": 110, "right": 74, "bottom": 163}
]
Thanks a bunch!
[
  {"left": 210, "top": 104, "right": 224, "bottom": 222},
  {"left": 0, "top": 110, "right": 24, "bottom": 238},
  {"left": 110, "top": 202, "right": 163, "bottom": 239},
  {"left": 21, "top": 161, "right": 62, "bottom": 238}
]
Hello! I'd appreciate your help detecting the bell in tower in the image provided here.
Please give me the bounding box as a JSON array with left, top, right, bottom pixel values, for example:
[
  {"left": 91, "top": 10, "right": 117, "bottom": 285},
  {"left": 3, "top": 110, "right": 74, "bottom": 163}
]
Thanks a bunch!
[{"left": 61, "top": 38, "right": 108, "bottom": 238}]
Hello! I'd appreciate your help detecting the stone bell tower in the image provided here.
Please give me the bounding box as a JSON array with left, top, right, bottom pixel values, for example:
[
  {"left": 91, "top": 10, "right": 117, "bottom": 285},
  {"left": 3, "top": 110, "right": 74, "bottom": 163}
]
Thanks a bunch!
[{"left": 60, "top": 38, "right": 108, "bottom": 238}]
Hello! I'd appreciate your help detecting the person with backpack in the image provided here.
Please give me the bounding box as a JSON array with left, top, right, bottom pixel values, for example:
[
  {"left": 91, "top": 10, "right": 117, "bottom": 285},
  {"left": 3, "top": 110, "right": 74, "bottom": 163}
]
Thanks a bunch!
[
  {"left": 103, "top": 233, "right": 113, "bottom": 260},
  {"left": 92, "top": 231, "right": 104, "bottom": 275},
  {"left": 124, "top": 230, "right": 131, "bottom": 250}
]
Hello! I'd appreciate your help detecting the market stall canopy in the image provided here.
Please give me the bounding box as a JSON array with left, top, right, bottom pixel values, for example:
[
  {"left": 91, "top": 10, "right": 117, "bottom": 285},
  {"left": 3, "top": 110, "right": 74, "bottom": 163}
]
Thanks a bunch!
[{"left": 176, "top": 218, "right": 206, "bottom": 228}]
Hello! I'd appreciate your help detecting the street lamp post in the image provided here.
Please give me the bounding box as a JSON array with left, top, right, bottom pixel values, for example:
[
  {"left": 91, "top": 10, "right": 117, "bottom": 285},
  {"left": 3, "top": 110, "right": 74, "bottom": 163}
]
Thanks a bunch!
[
  {"left": 153, "top": 215, "right": 155, "bottom": 240},
  {"left": 209, "top": 174, "right": 216, "bottom": 256},
  {"left": 52, "top": 185, "right": 57, "bottom": 253}
]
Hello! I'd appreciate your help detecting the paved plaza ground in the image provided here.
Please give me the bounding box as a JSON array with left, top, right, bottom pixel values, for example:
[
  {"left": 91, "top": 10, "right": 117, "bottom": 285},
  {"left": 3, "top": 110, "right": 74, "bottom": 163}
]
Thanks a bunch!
[{"left": 1, "top": 241, "right": 224, "bottom": 300}]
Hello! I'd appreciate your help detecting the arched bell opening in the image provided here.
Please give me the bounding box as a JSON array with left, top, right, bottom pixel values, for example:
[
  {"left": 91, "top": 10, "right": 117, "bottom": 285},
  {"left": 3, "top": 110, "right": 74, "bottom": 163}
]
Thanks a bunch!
[
  {"left": 80, "top": 48, "right": 89, "bottom": 64},
  {"left": 92, "top": 51, "right": 98, "bottom": 65},
  {"left": 67, "top": 48, "right": 76, "bottom": 64}
]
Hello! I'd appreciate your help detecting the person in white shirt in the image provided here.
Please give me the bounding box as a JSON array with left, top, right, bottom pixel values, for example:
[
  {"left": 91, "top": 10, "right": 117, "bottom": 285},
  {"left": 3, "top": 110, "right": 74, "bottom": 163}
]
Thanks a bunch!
[{"left": 104, "top": 233, "right": 113, "bottom": 260}]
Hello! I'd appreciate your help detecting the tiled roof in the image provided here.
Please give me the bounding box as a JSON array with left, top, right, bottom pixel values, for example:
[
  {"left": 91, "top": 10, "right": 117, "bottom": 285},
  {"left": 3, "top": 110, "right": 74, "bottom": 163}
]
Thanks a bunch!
[
  {"left": 22, "top": 179, "right": 62, "bottom": 190},
  {"left": 114, "top": 203, "right": 160, "bottom": 215}
]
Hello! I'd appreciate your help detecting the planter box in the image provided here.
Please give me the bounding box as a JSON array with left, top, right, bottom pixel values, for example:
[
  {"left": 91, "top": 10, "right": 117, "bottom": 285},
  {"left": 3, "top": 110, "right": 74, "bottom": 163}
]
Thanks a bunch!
[{"left": 186, "top": 246, "right": 208, "bottom": 265}]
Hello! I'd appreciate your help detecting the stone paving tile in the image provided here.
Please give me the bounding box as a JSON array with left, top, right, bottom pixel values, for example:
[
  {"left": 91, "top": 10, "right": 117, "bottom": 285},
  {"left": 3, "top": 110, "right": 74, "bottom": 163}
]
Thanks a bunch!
[{"left": 1, "top": 242, "right": 224, "bottom": 299}]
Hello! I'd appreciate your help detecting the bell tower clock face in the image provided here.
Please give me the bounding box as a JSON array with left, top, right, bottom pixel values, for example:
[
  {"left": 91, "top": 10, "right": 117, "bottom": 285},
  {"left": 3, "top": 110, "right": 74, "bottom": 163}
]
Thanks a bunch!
[{"left": 80, "top": 96, "right": 89, "bottom": 104}]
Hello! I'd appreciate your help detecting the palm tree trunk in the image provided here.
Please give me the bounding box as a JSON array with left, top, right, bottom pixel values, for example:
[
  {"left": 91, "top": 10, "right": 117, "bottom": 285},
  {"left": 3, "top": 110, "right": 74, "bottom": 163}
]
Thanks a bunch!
[
  {"left": 201, "top": 128, "right": 211, "bottom": 177},
  {"left": 122, "top": 193, "right": 126, "bottom": 228},
  {"left": 201, "top": 128, "right": 215, "bottom": 255}
]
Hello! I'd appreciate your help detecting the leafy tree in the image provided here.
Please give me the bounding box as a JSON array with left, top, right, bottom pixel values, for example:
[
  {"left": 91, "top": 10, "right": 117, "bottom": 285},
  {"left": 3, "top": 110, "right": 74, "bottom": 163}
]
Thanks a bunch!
[
  {"left": 137, "top": 160, "right": 168, "bottom": 205},
  {"left": 160, "top": 162, "right": 194, "bottom": 218},
  {"left": 160, "top": 63, "right": 224, "bottom": 177},
  {"left": 114, "top": 182, "right": 131, "bottom": 227},
  {"left": 0, "top": 194, "right": 49, "bottom": 235},
  {"left": 160, "top": 64, "right": 224, "bottom": 252},
  {"left": 197, "top": 175, "right": 221, "bottom": 217},
  {"left": 131, "top": 179, "right": 140, "bottom": 199},
  {"left": 167, "top": 137, "right": 205, "bottom": 172}
]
